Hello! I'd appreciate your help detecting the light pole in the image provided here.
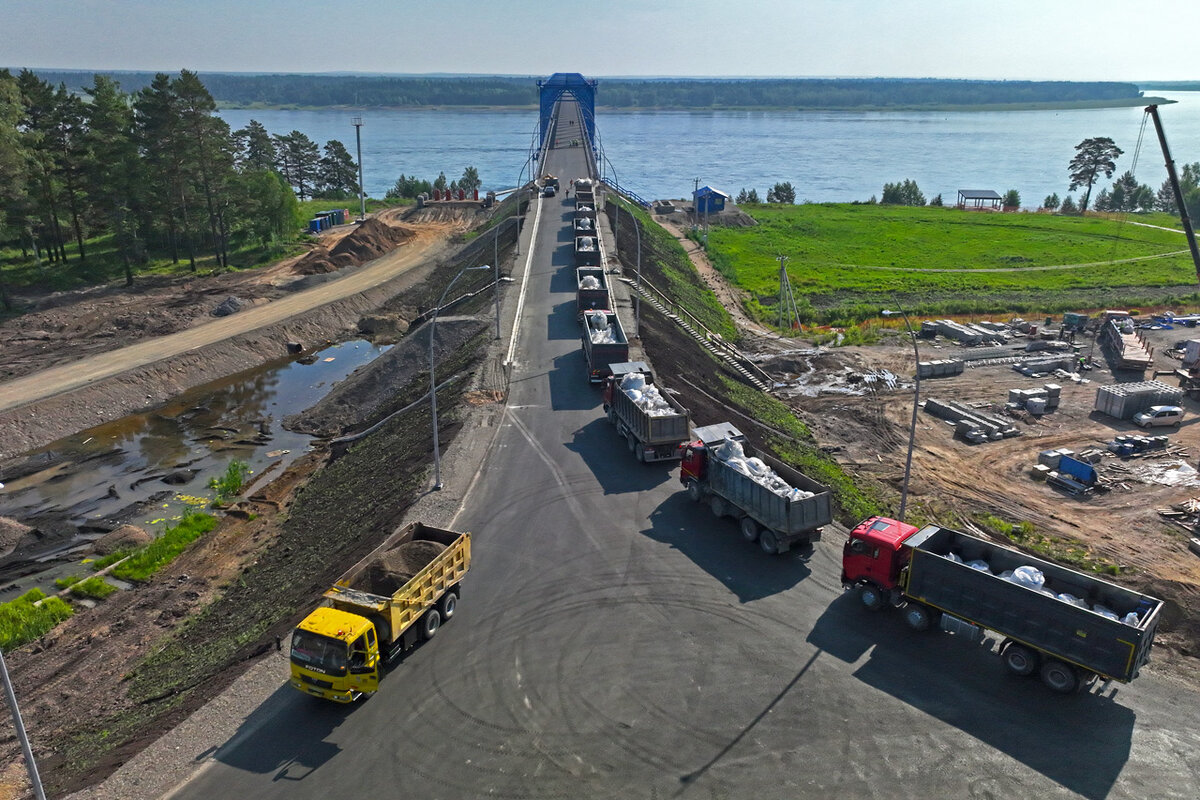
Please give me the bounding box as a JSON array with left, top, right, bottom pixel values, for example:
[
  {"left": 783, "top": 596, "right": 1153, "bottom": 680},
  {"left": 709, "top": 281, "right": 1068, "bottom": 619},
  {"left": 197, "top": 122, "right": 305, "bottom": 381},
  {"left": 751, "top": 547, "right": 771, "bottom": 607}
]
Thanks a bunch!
[
  {"left": 882, "top": 308, "right": 920, "bottom": 522},
  {"left": 633, "top": 209, "right": 642, "bottom": 337},
  {"left": 1, "top": 648, "right": 47, "bottom": 800},
  {"left": 430, "top": 265, "right": 491, "bottom": 489},
  {"left": 352, "top": 117, "right": 365, "bottom": 222}
]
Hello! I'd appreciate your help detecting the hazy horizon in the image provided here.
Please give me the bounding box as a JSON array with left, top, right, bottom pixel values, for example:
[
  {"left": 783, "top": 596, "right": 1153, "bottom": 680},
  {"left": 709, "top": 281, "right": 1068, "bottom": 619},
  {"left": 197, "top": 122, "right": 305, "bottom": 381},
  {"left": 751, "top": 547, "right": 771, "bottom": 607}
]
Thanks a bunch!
[{"left": 4, "top": 1, "right": 1197, "bottom": 83}]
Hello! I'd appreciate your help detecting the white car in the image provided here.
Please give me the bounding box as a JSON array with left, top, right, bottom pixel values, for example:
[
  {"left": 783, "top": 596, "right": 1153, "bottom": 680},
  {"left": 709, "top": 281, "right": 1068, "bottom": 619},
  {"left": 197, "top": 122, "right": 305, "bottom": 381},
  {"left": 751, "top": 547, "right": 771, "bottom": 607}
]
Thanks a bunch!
[{"left": 1133, "top": 405, "right": 1183, "bottom": 428}]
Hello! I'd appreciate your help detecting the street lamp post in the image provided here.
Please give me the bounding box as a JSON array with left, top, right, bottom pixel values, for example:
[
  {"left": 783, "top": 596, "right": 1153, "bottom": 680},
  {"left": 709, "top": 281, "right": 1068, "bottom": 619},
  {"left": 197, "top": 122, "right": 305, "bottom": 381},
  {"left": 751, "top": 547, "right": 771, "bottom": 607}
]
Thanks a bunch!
[
  {"left": 1, "top": 649, "right": 47, "bottom": 800},
  {"left": 430, "top": 265, "right": 491, "bottom": 490},
  {"left": 882, "top": 307, "right": 920, "bottom": 522},
  {"left": 633, "top": 211, "right": 642, "bottom": 337},
  {"left": 351, "top": 117, "right": 365, "bottom": 222}
]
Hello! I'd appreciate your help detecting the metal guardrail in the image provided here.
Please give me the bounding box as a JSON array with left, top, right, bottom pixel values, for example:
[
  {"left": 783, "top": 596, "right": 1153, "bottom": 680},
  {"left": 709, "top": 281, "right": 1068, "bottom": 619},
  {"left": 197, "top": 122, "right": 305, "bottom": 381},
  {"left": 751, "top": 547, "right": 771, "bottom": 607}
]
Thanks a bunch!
[{"left": 600, "top": 178, "right": 651, "bottom": 209}]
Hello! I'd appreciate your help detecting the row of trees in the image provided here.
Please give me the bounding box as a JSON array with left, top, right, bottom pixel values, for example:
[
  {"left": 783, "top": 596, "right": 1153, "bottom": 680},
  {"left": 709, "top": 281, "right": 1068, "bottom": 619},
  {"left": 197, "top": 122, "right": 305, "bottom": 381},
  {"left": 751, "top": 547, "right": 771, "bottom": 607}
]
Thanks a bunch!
[
  {"left": 29, "top": 70, "right": 1147, "bottom": 111},
  {"left": 0, "top": 68, "right": 362, "bottom": 301},
  {"left": 386, "top": 166, "right": 481, "bottom": 200}
]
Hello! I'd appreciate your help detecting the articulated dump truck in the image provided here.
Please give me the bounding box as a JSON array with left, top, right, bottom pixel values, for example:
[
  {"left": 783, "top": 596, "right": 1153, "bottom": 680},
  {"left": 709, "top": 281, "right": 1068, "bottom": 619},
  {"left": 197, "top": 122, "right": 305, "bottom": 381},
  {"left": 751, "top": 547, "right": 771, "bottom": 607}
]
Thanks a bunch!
[{"left": 289, "top": 522, "right": 470, "bottom": 702}]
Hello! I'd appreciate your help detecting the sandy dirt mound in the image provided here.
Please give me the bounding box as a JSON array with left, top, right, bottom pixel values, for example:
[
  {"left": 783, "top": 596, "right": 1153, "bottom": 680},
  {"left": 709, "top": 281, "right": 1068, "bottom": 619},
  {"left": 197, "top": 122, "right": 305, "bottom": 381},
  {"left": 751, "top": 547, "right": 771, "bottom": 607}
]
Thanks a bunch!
[
  {"left": 292, "top": 218, "right": 417, "bottom": 275},
  {"left": 0, "top": 516, "right": 34, "bottom": 560},
  {"left": 92, "top": 525, "right": 153, "bottom": 556},
  {"left": 355, "top": 540, "right": 447, "bottom": 595}
]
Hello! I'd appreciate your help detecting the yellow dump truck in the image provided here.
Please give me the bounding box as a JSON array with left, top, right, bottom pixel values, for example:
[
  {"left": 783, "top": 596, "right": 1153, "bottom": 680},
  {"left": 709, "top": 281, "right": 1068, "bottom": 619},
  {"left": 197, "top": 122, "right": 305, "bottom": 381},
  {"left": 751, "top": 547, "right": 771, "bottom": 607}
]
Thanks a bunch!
[{"left": 289, "top": 522, "right": 471, "bottom": 702}]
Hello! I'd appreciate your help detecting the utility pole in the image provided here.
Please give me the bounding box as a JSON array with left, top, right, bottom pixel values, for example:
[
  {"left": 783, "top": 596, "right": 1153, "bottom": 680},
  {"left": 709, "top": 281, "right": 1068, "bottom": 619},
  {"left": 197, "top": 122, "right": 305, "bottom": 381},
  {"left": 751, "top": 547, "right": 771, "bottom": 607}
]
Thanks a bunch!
[
  {"left": 693, "top": 177, "right": 700, "bottom": 231},
  {"left": 352, "top": 117, "right": 366, "bottom": 222}
]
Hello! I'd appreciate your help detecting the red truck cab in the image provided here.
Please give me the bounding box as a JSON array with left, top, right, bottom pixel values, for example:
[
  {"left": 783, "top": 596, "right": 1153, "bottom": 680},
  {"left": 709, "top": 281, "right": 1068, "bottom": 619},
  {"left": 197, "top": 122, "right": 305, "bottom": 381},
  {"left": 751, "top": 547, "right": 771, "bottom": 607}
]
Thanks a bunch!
[
  {"left": 679, "top": 438, "right": 707, "bottom": 486},
  {"left": 842, "top": 516, "right": 920, "bottom": 604}
]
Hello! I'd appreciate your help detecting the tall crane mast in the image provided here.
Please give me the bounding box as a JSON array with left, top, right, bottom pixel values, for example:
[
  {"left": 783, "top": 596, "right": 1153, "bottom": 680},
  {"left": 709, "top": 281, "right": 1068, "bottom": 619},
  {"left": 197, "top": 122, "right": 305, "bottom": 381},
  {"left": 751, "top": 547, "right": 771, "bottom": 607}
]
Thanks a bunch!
[{"left": 1145, "top": 104, "right": 1200, "bottom": 283}]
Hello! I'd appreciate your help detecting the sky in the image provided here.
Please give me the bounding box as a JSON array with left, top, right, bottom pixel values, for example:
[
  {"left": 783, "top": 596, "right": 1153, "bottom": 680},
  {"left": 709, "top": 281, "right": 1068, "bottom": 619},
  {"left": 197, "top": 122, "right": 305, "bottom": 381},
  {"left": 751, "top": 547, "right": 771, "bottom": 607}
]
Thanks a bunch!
[{"left": 3, "top": 0, "right": 1198, "bottom": 82}]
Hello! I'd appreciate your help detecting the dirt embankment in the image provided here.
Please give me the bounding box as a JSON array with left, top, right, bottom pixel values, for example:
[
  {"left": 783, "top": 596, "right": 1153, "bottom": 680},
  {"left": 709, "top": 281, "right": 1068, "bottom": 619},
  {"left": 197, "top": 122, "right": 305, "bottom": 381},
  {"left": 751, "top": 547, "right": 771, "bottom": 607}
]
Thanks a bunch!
[
  {"left": 0, "top": 203, "right": 509, "bottom": 798},
  {"left": 0, "top": 209, "right": 488, "bottom": 460}
]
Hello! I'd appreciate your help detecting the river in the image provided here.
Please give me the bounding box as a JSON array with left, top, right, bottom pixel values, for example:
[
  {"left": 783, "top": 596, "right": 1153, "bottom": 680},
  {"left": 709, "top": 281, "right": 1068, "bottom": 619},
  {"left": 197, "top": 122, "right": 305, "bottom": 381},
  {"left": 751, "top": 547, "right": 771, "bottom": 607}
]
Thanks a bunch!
[{"left": 219, "top": 90, "right": 1200, "bottom": 209}]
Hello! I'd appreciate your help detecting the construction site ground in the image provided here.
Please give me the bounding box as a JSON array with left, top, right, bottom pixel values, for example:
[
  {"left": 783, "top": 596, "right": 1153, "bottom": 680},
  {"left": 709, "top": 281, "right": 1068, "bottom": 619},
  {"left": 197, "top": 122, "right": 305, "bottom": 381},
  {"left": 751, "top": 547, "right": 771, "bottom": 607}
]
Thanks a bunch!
[
  {"left": 657, "top": 214, "right": 1200, "bottom": 669},
  {"left": 1, "top": 198, "right": 1199, "bottom": 798}
]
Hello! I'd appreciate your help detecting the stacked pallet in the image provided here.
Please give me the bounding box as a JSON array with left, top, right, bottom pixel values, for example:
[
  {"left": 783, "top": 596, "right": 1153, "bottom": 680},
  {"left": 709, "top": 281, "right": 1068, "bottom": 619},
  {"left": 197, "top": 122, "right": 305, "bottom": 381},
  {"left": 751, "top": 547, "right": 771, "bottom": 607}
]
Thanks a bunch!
[{"left": 1094, "top": 380, "right": 1183, "bottom": 420}]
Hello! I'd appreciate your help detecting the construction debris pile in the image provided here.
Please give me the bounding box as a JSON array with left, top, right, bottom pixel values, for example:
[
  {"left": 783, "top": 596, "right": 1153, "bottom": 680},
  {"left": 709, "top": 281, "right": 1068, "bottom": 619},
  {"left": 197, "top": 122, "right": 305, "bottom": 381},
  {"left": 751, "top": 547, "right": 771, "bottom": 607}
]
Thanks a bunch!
[
  {"left": 944, "top": 553, "right": 1143, "bottom": 625},
  {"left": 579, "top": 275, "right": 601, "bottom": 290},
  {"left": 585, "top": 310, "right": 619, "bottom": 344},
  {"left": 925, "top": 398, "right": 1020, "bottom": 443},
  {"left": 1031, "top": 449, "right": 1102, "bottom": 494},
  {"left": 713, "top": 437, "right": 815, "bottom": 502},
  {"left": 619, "top": 372, "right": 678, "bottom": 418}
]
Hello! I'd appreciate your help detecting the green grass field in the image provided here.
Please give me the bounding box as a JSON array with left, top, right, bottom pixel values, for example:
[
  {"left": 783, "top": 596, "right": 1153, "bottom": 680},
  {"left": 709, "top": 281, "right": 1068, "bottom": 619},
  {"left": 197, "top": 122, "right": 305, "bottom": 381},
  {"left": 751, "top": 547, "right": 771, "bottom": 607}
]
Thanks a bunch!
[{"left": 704, "top": 204, "right": 1200, "bottom": 325}]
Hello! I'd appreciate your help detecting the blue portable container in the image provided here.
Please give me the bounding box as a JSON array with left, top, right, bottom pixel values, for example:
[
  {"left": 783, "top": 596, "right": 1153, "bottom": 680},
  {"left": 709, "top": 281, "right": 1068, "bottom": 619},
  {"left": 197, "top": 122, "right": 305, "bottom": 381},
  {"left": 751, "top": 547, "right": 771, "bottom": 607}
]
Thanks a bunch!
[{"left": 309, "top": 218, "right": 322, "bottom": 233}]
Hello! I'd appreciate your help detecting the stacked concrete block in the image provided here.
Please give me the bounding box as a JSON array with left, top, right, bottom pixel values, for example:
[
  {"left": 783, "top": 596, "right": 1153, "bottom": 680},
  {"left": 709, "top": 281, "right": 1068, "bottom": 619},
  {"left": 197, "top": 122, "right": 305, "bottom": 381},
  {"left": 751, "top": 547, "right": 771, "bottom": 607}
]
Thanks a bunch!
[
  {"left": 1008, "top": 383, "right": 1061, "bottom": 413},
  {"left": 917, "top": 359, "right": 965, "bottom": 379},
  {"left": 924, "top": 397, "right": 1020, "bottom": 442},
  {"left": 1014, "top": 356, "right": 1074, "bottom": 376},
  {"left": 1094, "top": 380, "right": 1183, "bottom": 420}
]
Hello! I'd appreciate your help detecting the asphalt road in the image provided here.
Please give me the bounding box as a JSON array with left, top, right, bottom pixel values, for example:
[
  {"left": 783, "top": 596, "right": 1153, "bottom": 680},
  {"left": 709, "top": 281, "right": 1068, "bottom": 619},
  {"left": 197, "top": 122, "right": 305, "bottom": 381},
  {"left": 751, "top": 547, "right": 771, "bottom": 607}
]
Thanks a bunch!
[{"left": 166, "top": 102, "right": 1200, "bottom": 799}]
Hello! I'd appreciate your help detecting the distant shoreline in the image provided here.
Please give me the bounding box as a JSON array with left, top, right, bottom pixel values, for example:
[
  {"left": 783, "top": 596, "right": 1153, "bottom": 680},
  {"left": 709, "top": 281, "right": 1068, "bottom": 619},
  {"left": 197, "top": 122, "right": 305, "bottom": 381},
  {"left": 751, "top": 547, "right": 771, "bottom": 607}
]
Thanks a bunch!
[{"left": 216, "top": 97, "right": 1174, "bottom": 113}]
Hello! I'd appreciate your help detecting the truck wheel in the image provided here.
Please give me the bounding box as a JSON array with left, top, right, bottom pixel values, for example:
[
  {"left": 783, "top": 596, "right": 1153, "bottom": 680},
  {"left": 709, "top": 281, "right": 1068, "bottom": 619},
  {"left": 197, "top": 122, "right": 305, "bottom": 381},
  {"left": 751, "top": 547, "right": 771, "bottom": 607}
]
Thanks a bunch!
[
  {"left": 1040, "top": 659, "right": 1078, "bottom": 693},
  {"left": 686, "top": 480, "right": 703, "bottom": 502},
  {"left": 759, "top": 530, "right": 779, "bottom": 554},
  {"left": 710, "top": 496, "right": 727, "bottom": 518},
  {"left": 739, "top": 517, "right": 759, "bottom": 543},
  {"left": 903, "top": 604, "right": 932, "bottom": 632},
  {"left": 438, "top": 591, "right": 457, "bottom": 620},
  {"left": 421, "top": 608, "right": 442, "bottom": 641},
  {"left": 605, "top": 405, "right": 615, "bottom": 423},
  {"left": 858, "top": 583, "right": 885, "bottom": 611},
  {"left": 1003, "top": 643, "right": 1038, "bottom": 677},
  {"left": 627, "top": 433, "right": 637, "bottom": 454}
]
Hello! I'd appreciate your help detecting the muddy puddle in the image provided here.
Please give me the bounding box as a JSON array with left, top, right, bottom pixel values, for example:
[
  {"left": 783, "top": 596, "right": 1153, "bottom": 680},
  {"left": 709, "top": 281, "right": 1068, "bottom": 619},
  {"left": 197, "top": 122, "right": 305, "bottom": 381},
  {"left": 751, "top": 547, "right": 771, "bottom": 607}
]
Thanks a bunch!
[{"left": 0, "top": 339, "right": 388, "bottom": 597}]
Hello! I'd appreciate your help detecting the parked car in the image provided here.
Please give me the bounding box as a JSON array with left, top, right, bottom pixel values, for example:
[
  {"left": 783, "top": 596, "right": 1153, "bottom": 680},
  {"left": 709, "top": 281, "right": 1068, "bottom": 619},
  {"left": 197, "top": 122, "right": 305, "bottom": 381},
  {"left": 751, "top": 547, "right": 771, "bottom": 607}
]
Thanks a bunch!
[{"left": 1133, "top": 405, "right": 1183, "bottom": 428}]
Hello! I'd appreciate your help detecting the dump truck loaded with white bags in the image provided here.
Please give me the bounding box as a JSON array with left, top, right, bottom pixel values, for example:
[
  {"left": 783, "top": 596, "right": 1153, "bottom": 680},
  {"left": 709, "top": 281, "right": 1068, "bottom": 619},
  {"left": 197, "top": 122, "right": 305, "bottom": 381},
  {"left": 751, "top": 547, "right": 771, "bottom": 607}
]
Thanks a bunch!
[
  {"left": 680, "top": 422, "right": 833, "bottom": 554},
  {"left": 602, "top": 362, "right": 690, "bottom": 462},
  {"left": 842, "top": 516, "right": 1162, "bottom": 693}
]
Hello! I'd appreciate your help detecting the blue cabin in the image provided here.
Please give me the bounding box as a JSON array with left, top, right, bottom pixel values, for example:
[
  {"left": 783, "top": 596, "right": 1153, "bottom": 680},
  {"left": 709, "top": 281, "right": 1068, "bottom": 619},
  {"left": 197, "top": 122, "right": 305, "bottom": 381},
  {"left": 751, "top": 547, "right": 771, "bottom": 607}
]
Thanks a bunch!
[{"left": 694, "top": 185, "right": 729, "bottom": 215}]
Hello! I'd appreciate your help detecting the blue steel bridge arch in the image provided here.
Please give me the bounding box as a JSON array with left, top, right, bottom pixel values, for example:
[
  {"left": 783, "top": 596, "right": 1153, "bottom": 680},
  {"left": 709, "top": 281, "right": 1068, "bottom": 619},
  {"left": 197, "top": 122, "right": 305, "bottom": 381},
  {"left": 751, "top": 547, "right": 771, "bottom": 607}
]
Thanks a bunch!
[{"left": 538, "top": 73, "right": 597, "bottom": 154}]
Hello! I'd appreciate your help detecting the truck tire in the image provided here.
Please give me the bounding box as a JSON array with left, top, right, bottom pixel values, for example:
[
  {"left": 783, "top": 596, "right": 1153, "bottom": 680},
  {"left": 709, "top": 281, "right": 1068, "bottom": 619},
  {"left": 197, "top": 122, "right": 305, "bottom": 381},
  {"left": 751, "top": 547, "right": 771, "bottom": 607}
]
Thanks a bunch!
[
  {"left": 903, "top": 604, "right": 933, "bottom": 632},
  {"left": 858, "top": 583, "right": 885, "bottom": 611},
  {"left": 739, "top": 517, "right": 759, "bottom": 543},
  {"left": 1002, "top": 643, "right": 1038, "bottom": 677},
  {"left": 438, "top": 591, "right": 457, "bottom": 620},
  {"left": 759, "top": 530, "right": 779, "bottom": 555},
  {"left": 627, "top": 433, "right": 636, "bottom": 453},
  {"left": 421, "top": 608, "right": 442, "bottom": 641},
  {"left": 710, "top": 496, "right": 727, "bottom": 518},
  {"left": 686, "top": 480, "right": 703, "bottom": 503},
  {"left": 1040, "top": 659, "right": 1078, "bottom": 693}
]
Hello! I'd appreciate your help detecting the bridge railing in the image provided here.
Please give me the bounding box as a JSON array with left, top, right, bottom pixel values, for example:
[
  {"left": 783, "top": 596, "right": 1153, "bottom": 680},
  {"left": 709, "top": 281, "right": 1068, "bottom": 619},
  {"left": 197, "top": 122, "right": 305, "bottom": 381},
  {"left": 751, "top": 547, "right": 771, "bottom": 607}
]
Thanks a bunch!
[{"left": 600, "top": 177, "right": 651, "bottom": 209}]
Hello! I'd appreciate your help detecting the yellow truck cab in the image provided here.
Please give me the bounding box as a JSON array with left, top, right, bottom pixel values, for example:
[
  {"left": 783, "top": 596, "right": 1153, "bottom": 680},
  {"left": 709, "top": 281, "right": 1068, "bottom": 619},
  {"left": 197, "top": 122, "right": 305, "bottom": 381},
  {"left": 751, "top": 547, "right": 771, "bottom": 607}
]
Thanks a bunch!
[
  {"left": 289, "top": 523, "right": 470, "bottom": 703},
  {"left": 290, "top": 606, "right": 381, "bottom": 702}
]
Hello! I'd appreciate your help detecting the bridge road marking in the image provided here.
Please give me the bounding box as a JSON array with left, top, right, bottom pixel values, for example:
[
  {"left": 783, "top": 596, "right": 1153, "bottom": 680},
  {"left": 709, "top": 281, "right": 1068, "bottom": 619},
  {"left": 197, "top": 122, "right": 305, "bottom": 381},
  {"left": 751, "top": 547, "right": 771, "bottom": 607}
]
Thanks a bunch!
[{"left": 504, "top": 189, "right": 545, "bottom": 369}]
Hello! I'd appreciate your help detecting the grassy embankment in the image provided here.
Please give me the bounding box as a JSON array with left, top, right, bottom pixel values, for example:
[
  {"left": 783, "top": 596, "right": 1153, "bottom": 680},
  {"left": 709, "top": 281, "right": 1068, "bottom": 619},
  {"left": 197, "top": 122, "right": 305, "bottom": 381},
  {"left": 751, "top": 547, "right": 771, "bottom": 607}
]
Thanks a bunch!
[
  {"left": 611, "top": 197, "right": 881, "bottom": 523},
  {"left": 705, "top": 203, "right": 1200, "bottom": 328}
]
